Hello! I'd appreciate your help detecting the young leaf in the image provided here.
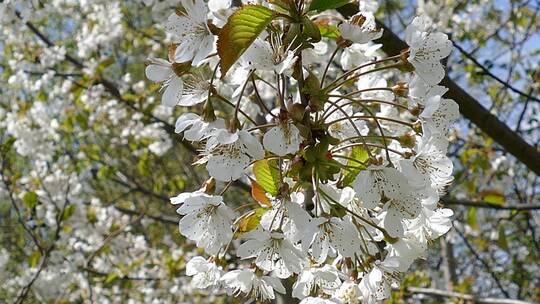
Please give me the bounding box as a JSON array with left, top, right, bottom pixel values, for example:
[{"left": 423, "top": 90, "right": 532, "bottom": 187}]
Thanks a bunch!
[
  {"left": 480, "top": 189, "right": 505, "bottom": 206},
  {"left": 237, "top": 208, "right": 268, "bottom": 236},
  {"left": 250, "top": 178, "right": 272, "bottom": 207},
  {"left": 497, "top": 225, "right": 509, "bottom": 251},
  {"left": 309, "top": 0, "right": 351, "bottom": 12},
  {"left": 23, "top": 191, "right": 38, "bottom": 209},
  {"left": 315, "top": 21, "right": 341, "bottom": 39},
  {"left": 466, "top": 208, "right": 479, "bottom": 231},
  {"left": 217, "top": 5, "right": 277, "bottom": 77},
  {"left": 28, "top": 250, "right": 41, "bottom": 268},
  {"left": 341, "top": 146, "right": 369, "bottom": 187},
  {"left": 253, "top": 159, "right": 280, "bottom": 196}
]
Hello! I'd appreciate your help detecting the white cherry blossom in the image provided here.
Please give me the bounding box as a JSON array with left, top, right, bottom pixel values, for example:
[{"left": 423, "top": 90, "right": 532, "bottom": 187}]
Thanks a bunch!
[
  {"left": 242, "top": 38, "right": 297, "bottom": 74},
  {"left": 205, "top": 129, "right": 264, "bottom": 181},
  {"left": 186, "top": 256, "right": 222, "bottom": 289},
  {"left": 339, "top": 13, "right": 383, "bottom": 45},
  {"left": 263, "top": 122, "right": 302, "bottom": 156},
  {"left": 292, "top": 265, "right": 341, "bottom": 299},
  {"left": 301, "top": 216, "right": 361, "bottom": 263},
  {"left": 165, "top": 0, "right": 215, "bottom": 66},
  {"left": 236, "top": 229, "right": 306, "bottom": 279},
  {"left": 221, "top": 268, "right": 286, "bottom": 301},
  {"left": 171, "top": 191, "right": 235, "bottom": 255},
  {"left": 175, "top": 113, "right": 225, "bottom": 142},
  {"left": 260, "top": 192, "right": 312, "bottom": 242},
  {"left": 405, "top": 15, "right": 452, "bottom": 85},
  {"left": 145, "top": 57, "right": 183, "bottom": 107},
  {"left": 352, "top": 166, "right": 412, "bottom": 209}
]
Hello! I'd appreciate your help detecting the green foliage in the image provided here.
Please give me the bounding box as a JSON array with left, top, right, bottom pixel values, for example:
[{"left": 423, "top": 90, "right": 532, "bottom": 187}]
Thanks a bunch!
[
  {"left": 308, "top": 0, "right": 351, "bottom": 12},
  {"left": 28, "top": 250, "right": 41, "bottom": 268},
  {"left": 497, "top": 225, "right": 509, "bottom": 251},
  {"left": 340, "top": 146, "right": 368, "bottom": 187},
  {"left": 253, "top": 159, "right": 280, "bottom": 196},
  {"left": 23, "top": 191, "right": 39, "bottom": 209},
  {"left": 317, "top": 23, "right": 340, "bottom": 39},
  {"left": 466, "top": 207, "right": 479, "bottom": 231},
  {"left": 217, "top": 5, "right": 277, "bottom": 77},
  {"left": 237, "top": 208, "right": 268, "bottom": 236},
  {"left": 61, "top": 204, "right": 77, "bottom": 221}
]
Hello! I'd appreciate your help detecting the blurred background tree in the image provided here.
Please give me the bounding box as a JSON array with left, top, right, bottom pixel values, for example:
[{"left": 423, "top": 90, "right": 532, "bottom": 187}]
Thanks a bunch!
[{"left": 0, "top": 0, "right": 538, "bottom": 303}]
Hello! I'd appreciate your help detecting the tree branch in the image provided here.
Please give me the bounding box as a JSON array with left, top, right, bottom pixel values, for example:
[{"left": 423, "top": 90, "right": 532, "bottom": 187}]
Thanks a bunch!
[
  {"left": 336, "top": 5, "right": 540, "bottom": 176},
  {"left": 442, "top": 198, "right": 540, "bottom": 211},
  {"left": 452, "top": 41, "right": 540, "bottom": 104},
  {"left": 405, "top": 287, "right": 532, "bottom": 304},
  {"left": 453, "top": 223, "right": 510, "bottom": 297}
]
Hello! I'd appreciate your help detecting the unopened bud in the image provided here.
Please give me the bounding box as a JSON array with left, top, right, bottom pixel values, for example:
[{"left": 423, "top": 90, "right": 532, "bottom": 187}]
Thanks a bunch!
[
  {"left": 202, "top": 100, "right": 216, "bottom": 122},
  {"left": 289, "top": 103, "right": 306, "bottom": 122},
  {"left": 336, "top": 36, "right": 353, "bottom": 48},
  {"left": 202, "top": 178, "right": 216, "bottom": 194},
  {"left": 350, "top": 14, "right": 367, "bottom": 26},
  {"left": 398, "top": 133, "right": 416, "bottom": 149},
  {"left": 279, "top": 183, "right": 290, "bottom": 198},
  {"left": 227, "top": 117, "right": 240, "bottom": 133},
  {"left": 278, "top": 108, "right": 289, "bottom": 121},
  {"left": 410, "top": 105, "right": 423, "bottom": 117},
  {"left": 412, "top": 120, "right": 423, "bottom": 134},
  {"left": 392, "top": 82, "right": 409, "bottom": 97},
  {"left": 399, "top": 49, "right": 415, "bottom": 72},
  {"left": 168, "top": 44, "right": 178, "bottom": 62}
]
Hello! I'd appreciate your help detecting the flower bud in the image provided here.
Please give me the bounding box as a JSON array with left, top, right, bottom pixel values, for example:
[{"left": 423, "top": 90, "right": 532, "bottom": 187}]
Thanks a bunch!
[
  {"left": 289, "top": 103, "right": 306, "bottom": 122},
  {"left": 398, "top": 133, "right": 416, "bottom": 149},
  {"left": 202, "top": 100, "right": 216, "bottom": 122},
  {"left": 399, "top": 49, "right": 415, "bottom": 72},
  {"left": 412, "top": 120, "right": 423, "bottom": 134},
  {"left": 227, "top": 117, "right": 240, "bottom": 133},
  {"left": 336, "top": 36, "right": 353, "bottom": 48},
  {"left": 350, "top": 14, "right": 367, "bottom": 26},
  {"left": 202, "top": 178, "right": 216, "bottom": 194},
  {"left": 410, "top": 105, "right": 423, "bottom": 117},
  {"left": 392, "top": 82, "right": 409, "bottom": 97}
]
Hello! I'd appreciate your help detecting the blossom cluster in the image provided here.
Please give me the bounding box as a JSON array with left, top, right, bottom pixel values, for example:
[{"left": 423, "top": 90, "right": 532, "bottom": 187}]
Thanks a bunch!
[{"left": 150, "top": 0, "right": 459, "bottom": 302}]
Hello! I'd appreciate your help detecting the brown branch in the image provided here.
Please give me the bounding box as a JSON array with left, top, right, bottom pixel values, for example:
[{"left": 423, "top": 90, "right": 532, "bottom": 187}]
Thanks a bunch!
[
  {"left": 453, "top": 224, "right": 510, "bottom": 297},
  {"left": 442, "top": 198, "right": 540, "bottom": 211},
  {"left": 405, "top": 287, "right": 532, "bottom": 304},
  {"left": 336, "top": 5, "right": 540, "bottom": 176},
  {"left": 114, "top": 206, "right": 177, "bottom": 225},
  {"left": 452, "top": 42, "right": 540, "bottom": 104}
]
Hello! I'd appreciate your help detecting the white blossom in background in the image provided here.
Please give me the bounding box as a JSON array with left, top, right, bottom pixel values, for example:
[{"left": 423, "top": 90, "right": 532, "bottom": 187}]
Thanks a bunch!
[
  {"left": 0, "top": 0, "right": 464, "bottom": 302},
  {"left": 165, "top": 0, "right": 215, "bottom": 66}
]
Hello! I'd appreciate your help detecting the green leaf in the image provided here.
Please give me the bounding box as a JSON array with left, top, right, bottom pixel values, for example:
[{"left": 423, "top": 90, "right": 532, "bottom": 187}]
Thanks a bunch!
[
  {"left": 23, "top": 192, "right": 39, "bottom": 209},
  {"left": 61, "top": 204, "right": 77, "bottom": 221},
  {"left": 28, "top": 250, "right": 41, "bottom": 268},
  {"left": 309, "top": 0, "right": 351, "bottom": 12},
  {"left": 482, "top": 191, "right": 505, "bottom": 206},
  {"left": 466, "top": 208, "right": 479, "bottom": 231},
  {"left": 217, "top": 5, "right": 277, "bottom": 77},
  {"left": 318, "top": 23, "right": 341, "bottom": 39},
  {"left": 253, "top": 159, "right": 280, "bottom": 196},
  {"left": 105, "top": 272, "right": 119, "bottom": 284},
  {"left": 237, "top": 208, "right": 268, "bottom": 236},
  {"left": 497, "top": 225, "right": 508, "bottom": 251},
  {"left": 341, "top": 147, "right": 368, "bottom": 187}
]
